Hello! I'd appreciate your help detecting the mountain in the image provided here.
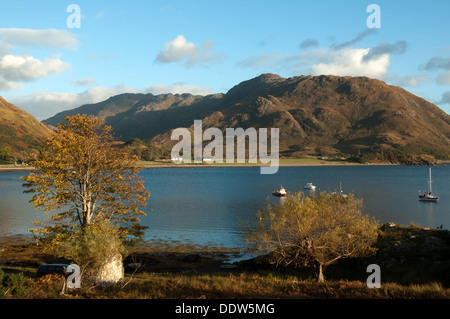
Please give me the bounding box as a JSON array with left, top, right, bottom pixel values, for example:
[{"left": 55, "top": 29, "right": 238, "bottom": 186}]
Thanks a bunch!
[
  {"left": 0, "top": 96, "right": 51, "bottom": 161},
  {"left": 44, "top": 74, "right": 450, "bottom": 161},
  {"left": 45, "top": 92, "right": 225, "bottom": 141}
]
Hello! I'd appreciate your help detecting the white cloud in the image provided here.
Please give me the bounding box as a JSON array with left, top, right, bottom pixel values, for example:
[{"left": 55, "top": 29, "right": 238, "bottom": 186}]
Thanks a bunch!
[
  {"left": 310, "top": 48, "right": 391, "bottom": 78},
  {"left": 237, "top": 30, "right": 406, "bottom": 81},
  {"left": 437, "top": 70, "right": 450, "bottom": 85},
  {"left": 156, "top": 35, "right": 199, "bottom": 63},
  {"left": 146, "top": 83, "right": 213, "bottom": 96},
  {"left": 395, "top": 74, "right": 429, "bottom": 88},
  {"left": 0, "top": 53, "right": 69, "bottom": 82},
  {"left": 11, "top": 82, "right": 215, "bottom": 121},
  {"left": 85, "top": 52, "right": 115, "bottom": 63},
  {"left": 0, "top": 28, "right": 76, "bottom": 91},
  {"left": 0, "top": 78, "right": 23, "bottom": 91},
  {"left": 0, "top": 28, "right": 79, "bottom": 49},
  {"left": 237, "top": 45, "right": 399, "bottom": 80},
  {"left": 155, "top": 35, "right": 221, "bottom": 67},
  {"left": 10, "top": 84, "right": 139, "bottom": 120},
  {"left": 236, "top": 54, "right": 283, "bottom": 69},
  {"left": 11, "top": 91, "right": 80, "bottom": 120},
  {"left": 71, "top": 77, "right": 96, "bottom": 86}
]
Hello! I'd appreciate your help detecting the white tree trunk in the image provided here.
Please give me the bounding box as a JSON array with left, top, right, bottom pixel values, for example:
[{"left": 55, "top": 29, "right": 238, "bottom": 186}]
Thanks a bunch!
[
  {"left": 95, "top": 253, "right": 124, "bottom": 286},
  {"left": 318, "top": 264, "right": 325, "bottom": 283}
]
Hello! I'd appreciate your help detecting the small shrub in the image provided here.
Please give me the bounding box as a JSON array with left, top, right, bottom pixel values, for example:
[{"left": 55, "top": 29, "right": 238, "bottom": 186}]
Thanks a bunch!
[{"left": 0, "top": 268, "right": 29, "bottom": 298}]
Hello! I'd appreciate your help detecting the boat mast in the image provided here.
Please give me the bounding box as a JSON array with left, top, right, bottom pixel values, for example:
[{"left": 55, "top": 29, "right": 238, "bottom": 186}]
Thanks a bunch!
[{"left": 429, "top": 167, "right": 432, "bottom": 194}]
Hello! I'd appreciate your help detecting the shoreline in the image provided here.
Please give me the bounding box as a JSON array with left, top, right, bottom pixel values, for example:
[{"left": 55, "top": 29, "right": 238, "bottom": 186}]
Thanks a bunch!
[
  {"left": 1, "top": 159, "right": 447, "bottom": 172},
  {"left": 1, "top": 223, "right": 449, "bottom": 283},
  {"left": 0, "top": 166, "right": 35, "bottom": 172},
  {"left": 140, "top": 162, "right": 395, "bottom": 169},
  {"left": 0, "top": 161, "right": 394, "bottom": 172}
]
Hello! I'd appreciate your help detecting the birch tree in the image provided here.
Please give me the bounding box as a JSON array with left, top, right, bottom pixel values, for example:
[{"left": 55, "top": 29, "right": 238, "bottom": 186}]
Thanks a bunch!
[
  {"left": 22, "top": 115, "right": 150, "bottom": 277},
  {"left": 247, "top": 192, "right": 379, "bottom": 282}
]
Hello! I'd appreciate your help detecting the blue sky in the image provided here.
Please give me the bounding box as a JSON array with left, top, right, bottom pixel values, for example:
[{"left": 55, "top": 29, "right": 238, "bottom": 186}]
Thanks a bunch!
[{"left": 1, "top": 0, "right": 450, "bottom": 120}]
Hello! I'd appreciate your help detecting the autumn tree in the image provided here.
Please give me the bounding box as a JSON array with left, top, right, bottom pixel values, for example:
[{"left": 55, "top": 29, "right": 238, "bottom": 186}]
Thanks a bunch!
[
  {"left": 0, "top": 146, "right": 10, "bottom": 162},
  {"left": 22, "top": 114, "right": 149, "bottom": 284},
  {"left": 246, "top": 191, "right": 379, "bottom": 282}
]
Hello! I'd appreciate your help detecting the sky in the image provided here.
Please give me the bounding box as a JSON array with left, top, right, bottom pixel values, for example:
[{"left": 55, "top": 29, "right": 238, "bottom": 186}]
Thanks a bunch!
[{"left": 1, "top": 0, "right": 450, "bottom": 120}]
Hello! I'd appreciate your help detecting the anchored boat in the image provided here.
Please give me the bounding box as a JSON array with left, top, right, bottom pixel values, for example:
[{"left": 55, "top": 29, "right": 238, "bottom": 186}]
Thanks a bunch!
[
  {"left": 332, "top": 182, "right": 347, "bottom": 198},
  {"left": 273, "top": 187, "right": 287, "bottom": 197},
  {"left": 303, "top": 183, "right": 316, "bottom": 190},
  {"left": 419, "top": 167, "right": 438, "bottom": 202}
]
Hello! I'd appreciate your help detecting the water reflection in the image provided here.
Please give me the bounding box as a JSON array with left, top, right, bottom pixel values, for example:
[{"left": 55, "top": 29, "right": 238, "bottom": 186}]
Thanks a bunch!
[{"left": 0, "top": 165, "right": 449, "bottom": 249}]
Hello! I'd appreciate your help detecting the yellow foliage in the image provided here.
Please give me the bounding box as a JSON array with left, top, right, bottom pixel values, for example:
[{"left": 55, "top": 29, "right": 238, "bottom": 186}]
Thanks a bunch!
[
  {"left": 21, "top": 114, "right": 150, "bottom": 246},
  {"left": 246, "top": 191, "right": 379, "bottom": 282}
]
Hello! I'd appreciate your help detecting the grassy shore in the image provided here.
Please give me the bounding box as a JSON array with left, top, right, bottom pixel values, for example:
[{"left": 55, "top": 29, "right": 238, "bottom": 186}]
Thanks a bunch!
[
  {"left": 1, "top": 223, "right": 450, "bottom": 299},
  {"left": 135, "top": 157, "right": 367, "bottom": 168},
  {"left": 4, "top": 156, "right": 446, "bottom": 171},
  {"left": 0, "top": 164, "right": 34, "bottom": 172},
  {"left": 0, "top": 158, "right": 366, "bottom": 172},
  {"left": 3, "top": 265, "right": 450, "bottom": 299}
]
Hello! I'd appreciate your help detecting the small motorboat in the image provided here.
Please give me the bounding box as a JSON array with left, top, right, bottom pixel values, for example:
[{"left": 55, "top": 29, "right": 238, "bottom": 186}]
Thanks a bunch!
[
  {"left": 303, "top": 183, "right": 316, "bottom": 190},
  {"left": 273, "top": 187, "right": 287, "bottom": 197}
]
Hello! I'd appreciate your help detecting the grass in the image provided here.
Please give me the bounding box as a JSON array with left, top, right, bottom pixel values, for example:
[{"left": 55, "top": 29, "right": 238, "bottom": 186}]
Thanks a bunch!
[
  {"left": 2, "top": 254, "right": 450, "bottom": 299},
  {"left": 0, "top": 157, "right": 371, "bottom": 171},
  {"left": 4, "top": 270, "right": 449, "bottom": 299},
  {"left": 279, "top": 158, "right": 349, "bottom": 165},
  {"left": 111, "top": 273, "right": 450, "bottom": 299},
  {"left": 2, "top": 223, "right": 450, "bottom": 299}
]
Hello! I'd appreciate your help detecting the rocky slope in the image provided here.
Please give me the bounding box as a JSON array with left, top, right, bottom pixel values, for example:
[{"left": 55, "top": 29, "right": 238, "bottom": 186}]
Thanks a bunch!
[
  {"left": 0, "top": 96, "right": 51, "bottom": 161},
  {"left": 44, "top": 74, "right": 450, "bottom": 160}
]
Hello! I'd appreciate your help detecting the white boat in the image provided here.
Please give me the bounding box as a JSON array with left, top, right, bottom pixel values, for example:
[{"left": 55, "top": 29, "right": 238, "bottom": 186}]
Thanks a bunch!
[
  {"left": 303, "top": 183, "right": 316, "bottom": 190},
  {"left": 419, "top": 167, "right": 438, "bottom": 202},
  {"left": 273, "top": 187, "right": 287, "bottom": 197},
  {"left": 332, "top": 182, "right": 347, "bottom": 198}
]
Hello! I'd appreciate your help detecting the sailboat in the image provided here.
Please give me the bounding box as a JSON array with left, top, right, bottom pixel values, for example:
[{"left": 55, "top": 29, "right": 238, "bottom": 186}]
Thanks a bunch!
[
  {"left": 418, "top": 167, "right": 438, "bottom": 202},
  {"left": 332, "top": 182, "right": 347, "bottom": 198}
]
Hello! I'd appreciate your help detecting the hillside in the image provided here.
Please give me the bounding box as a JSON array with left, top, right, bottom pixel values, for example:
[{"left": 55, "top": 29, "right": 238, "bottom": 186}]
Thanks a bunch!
[
  {"left": 44, "top": 74, "right": 450, "bottom": 161},
  {"left": 0, "top": 96, "right": 51, "bottom": 162}
]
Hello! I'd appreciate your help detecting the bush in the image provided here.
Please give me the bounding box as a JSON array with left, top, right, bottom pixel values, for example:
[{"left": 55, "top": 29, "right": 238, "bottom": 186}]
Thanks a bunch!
[
  {"left": 246, "top": 191, "right": 379, "bottom": 282},
  {"left": 0, "top": 268, "right": 28, "bottom": 298},
  {"left": 54, "top": 220, "right": 126, "bottom": 285}
]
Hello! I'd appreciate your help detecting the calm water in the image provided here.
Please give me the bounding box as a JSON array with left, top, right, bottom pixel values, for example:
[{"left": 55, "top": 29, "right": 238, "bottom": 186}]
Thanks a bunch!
[{"left": 1, "top": 165, "right": 449, "bottom": 249}]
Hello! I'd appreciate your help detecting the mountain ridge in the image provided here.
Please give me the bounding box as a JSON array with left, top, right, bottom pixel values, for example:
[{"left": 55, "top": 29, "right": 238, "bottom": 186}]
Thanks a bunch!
[
  {"left": 43, "top": 74, "right": 450, "bottom": 160},
  {"left": 0, "top": 96, "right": 51, "bottom": 161}
]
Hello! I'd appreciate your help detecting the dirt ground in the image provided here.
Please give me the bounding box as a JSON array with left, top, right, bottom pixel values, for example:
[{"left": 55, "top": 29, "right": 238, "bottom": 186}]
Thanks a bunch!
[{"left": 0, "top": 234, "right": 248, "bottom": 276}]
